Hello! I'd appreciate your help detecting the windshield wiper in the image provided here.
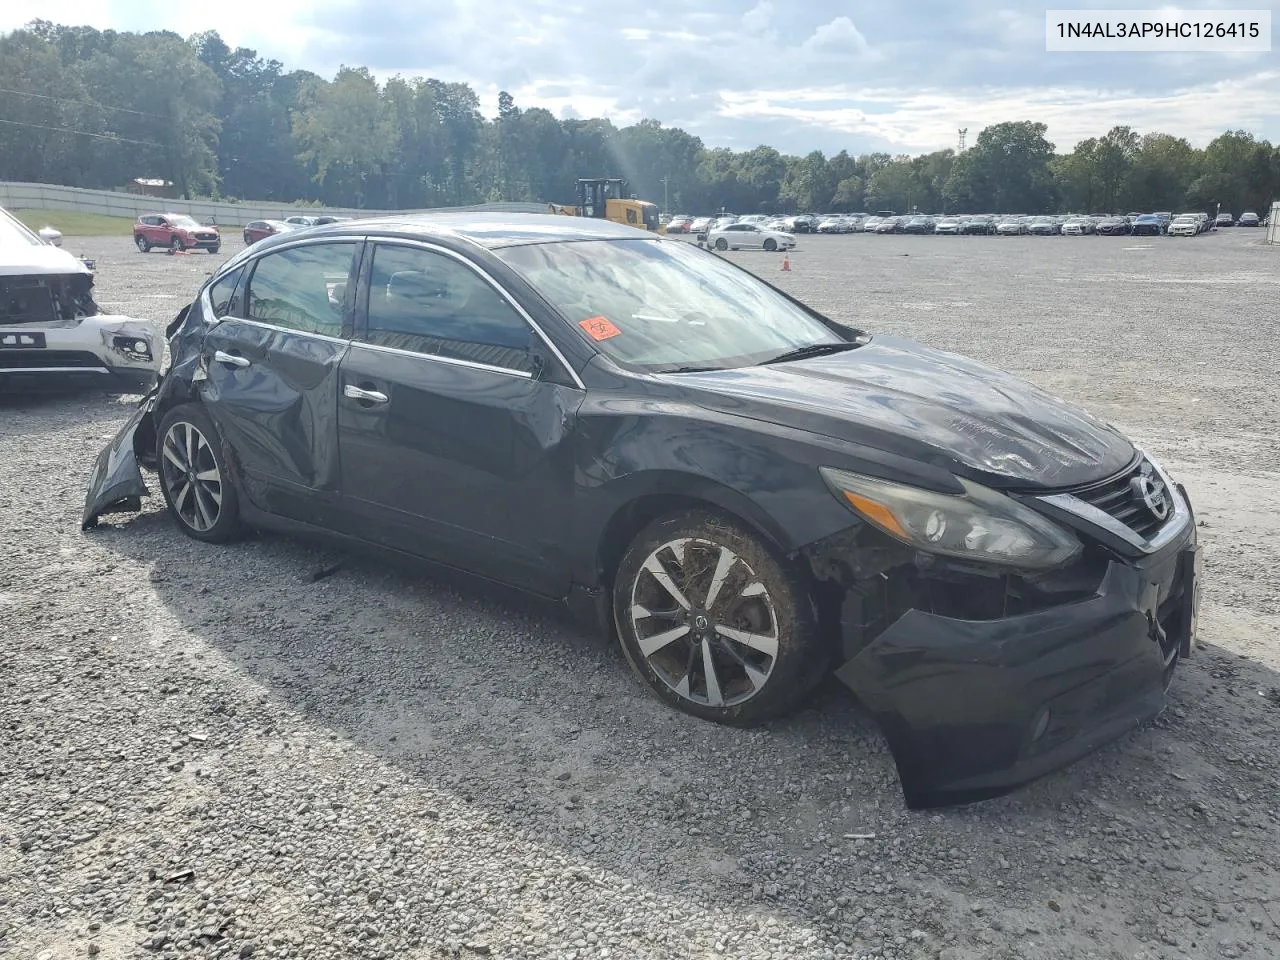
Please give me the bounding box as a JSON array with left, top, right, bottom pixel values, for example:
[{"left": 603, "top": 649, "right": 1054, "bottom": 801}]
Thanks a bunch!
[
  {"left": 758, "top": 341, "right": 859, "bottom": 366},
  {"left": 662, "top": 364, "right": 723, "bottom": 374}
]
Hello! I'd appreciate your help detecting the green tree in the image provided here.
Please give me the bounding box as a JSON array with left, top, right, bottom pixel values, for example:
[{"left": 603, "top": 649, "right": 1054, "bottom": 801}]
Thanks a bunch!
[
  {"left": 1051, "top": 138, "right": 1100, "bottom": 212},
  {"left": 945, "top": 121, "right": 1055, "bottom": 212},
  {"left": 737, "top": 145, "right": 788, "bottom": 211},
  {"left": 293, "top": 67, "right": 396, "bottom": 207},
  {"left": 1126, "top": 133, "right": 1198, "bottom": 212},
  {"left": 73, "top": 29, "right": 222, "bottom": 196},
  {"left": 779, "top": 150, "right": 833, "bottom": 212},
  {"left": 4, "top": 21, "right": 1280, "bottom": 217},
  {"left": 1186, "top": 130, "right": 1275, "bottom": 215}
]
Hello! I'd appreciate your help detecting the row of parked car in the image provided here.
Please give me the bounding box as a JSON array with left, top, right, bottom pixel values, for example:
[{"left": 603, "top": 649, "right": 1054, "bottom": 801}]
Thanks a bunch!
[
  {"left": 242, "top": 214, "right": 353, "bottom": 245},
  {"left": 131, "top": 212, "right": 355, "bottom": 253},
  {"left": 667, "top": 209, "right": 1268, "bottom": 240}
]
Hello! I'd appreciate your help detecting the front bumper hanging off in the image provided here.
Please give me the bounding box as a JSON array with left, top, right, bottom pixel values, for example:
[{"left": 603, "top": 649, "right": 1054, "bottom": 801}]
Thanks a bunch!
[
  {"left": 834, "top": 502, "right": 1200, "bottom": 810},
  {"left": 82, "top": 393, "right": 157, "bottom": 529}
]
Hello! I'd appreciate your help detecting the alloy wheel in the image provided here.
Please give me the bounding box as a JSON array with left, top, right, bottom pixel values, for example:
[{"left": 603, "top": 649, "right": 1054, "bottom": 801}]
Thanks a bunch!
[
  {"left": 628, "top": 536, "right": 779, "bottom": 708},
  {"left": 160, "top": 421, "right": 223, "bottom": 533}
]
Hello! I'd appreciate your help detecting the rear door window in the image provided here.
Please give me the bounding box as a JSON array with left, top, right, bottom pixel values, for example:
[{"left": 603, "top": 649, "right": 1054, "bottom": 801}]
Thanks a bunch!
[{"left": 245, "top": 241, "right": 358, "bottom": 337}]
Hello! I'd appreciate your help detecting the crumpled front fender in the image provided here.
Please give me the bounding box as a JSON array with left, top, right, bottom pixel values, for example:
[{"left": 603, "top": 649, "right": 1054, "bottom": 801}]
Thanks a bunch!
[{"left": 82, "top": 394, "right": 157, "bottom": 529}]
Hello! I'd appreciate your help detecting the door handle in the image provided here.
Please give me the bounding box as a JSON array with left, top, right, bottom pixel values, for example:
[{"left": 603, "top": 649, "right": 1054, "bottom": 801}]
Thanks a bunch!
[
  {"left": 344, "top": 383, "right": 388, "bottom": 404},
  {"left": 213, "top": 350, "right": 250, "bottom": 368}
]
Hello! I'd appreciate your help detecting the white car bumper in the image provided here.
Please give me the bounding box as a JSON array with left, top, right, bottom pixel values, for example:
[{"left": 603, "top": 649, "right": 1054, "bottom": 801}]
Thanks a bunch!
[{"left": 0, "top": 314, "right": 162, "bottom": 392}]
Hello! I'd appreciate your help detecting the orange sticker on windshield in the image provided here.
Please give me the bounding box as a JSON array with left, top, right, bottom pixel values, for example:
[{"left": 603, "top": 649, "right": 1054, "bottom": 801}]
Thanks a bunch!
[{"left": 579, "top": 315, "right": 622, "bottom": 341}]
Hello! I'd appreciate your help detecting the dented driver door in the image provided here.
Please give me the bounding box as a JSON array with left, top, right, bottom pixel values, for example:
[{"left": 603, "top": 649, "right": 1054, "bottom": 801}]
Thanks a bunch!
[
  {"left": 197, "top": 239, "right": 360, "bottom": 527},
  {"left": 335, "top": 239, "right": 583, "bottom": 597}
]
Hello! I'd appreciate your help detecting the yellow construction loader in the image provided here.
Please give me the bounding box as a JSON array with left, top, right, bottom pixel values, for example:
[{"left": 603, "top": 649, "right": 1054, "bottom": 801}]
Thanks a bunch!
[{"left": 547, "top": 178, "right": 661, "bottom": 232}]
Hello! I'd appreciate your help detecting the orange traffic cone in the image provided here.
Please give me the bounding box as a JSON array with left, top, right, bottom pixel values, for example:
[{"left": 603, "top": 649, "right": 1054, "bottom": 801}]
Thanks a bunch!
[{"left": 781, "top": 253, "right": 791, "bottom": 271}]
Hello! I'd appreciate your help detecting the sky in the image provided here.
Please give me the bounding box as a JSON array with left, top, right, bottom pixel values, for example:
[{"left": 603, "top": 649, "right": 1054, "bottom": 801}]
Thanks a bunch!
[{"left": 2, "top": 0, "right": 1277, "bottom": 156}]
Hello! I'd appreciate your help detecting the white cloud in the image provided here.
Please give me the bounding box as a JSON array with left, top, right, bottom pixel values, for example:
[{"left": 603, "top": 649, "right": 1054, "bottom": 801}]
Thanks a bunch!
[
  {"left": 742, "top": 1, "right": 773, "bottom": 35},
  {"left": 482, "top": 81, "right": 638, "bottom": 126},
  {"left": 717, "top": 71, "right": 1280, "bottom": 152},
  {"left": 3, "top": 0, "right": 1278, "bottom": 156},
  {"left": 800, "top": 16, "right": 872, "bottom": 58}
]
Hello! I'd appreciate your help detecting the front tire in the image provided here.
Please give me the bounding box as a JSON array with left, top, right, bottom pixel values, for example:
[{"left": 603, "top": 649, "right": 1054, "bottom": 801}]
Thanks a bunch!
[
  {"left": 169, "top": 236, "right": 184, "bottom": 252},
  {"left": 156, "top": 404, "right": 246, "bottom": 544},
  {"left": 612, "top": 509, "right": 827, "bottom": 726},
  {"left": 135, "top": 235, "right": 150, "bottom": 253},
  {"left": 763, "top": 238, "right": 777, "bottom": 251},
  {"left": 208, "top": 245, "right": 220, "bottom": 254}
]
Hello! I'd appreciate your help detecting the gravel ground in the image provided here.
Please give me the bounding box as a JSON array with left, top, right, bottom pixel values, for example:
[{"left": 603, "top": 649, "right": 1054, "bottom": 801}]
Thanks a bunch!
[{"left": 3, "top": 230, "right": 1279, "bottom": 960}]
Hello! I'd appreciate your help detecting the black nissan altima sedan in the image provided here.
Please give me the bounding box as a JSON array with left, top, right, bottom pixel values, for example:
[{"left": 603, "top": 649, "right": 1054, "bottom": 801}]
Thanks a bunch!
[{"left": 83, "top": 213, "right": 1202, "bottom": 808}]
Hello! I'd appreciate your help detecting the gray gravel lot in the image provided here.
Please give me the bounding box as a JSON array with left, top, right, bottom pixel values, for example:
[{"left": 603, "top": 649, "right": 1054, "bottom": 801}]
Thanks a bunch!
[{"left": 3, "top": 230, "right": 1279, "bottom": 960}]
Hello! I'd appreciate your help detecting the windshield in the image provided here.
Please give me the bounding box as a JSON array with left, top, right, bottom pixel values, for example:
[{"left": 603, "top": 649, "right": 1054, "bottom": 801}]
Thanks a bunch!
[
  {"left": 495, "top": 238, "right": 849, "bottom": 372},
  {"left": 169, "top": 215, "right": 202, "bottom": 229}
]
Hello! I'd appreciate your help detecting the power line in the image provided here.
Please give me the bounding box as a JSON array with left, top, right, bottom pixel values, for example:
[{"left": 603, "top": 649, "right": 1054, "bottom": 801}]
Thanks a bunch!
[
  {"left": 0, "top": 86, "right": 164, "bottom": 119},
  {"left": 0, "top": 117, "right": 165, "bottom": 147}
]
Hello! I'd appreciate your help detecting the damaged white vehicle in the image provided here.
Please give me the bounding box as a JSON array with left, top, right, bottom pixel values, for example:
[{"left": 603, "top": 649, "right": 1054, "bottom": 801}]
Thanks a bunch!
[{"left": 0, "top": 207, "right": 161, "bottom": 394}]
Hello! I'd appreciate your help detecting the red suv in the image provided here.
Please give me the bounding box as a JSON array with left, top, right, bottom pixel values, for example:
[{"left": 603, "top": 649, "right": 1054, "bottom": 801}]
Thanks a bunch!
[{"left": 133, "top": 214, "right": 221, "bottom": 253}]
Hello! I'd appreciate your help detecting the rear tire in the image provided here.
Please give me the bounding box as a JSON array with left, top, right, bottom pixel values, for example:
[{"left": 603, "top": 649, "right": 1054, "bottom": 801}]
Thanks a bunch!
[
  {"left": 612, "top": 509, "right": 828, "bottom": 727},
  {"left": 156, "top": 404, "right": 246, "bottom": 544},
  {"left": 714, "top": 238, "right": 728, "bottom": 251}
]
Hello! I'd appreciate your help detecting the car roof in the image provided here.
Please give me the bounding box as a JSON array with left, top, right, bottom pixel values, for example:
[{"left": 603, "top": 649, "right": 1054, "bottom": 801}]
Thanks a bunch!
[{"left": 279, "top": 211, "right": 659, "bottom": 250}]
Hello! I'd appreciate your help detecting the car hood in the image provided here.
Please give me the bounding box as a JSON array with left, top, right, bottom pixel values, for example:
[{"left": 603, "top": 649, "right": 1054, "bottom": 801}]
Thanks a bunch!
[
  {"left": 665, "top": 335, "right": 1133, "bottom": 489},
  {"left": 0, "top": 244, "right": 93, "bottom": 276}
]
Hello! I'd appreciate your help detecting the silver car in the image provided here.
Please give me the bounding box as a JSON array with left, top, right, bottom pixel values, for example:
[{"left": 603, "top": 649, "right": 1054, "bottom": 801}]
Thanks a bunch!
[{"left": 0, "top": 207, "right": 161, "bottom": 394}]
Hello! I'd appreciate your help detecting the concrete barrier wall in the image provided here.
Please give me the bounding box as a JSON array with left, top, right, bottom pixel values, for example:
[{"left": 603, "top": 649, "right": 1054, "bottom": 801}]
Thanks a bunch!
[{"left": 0, "top": 181, "right": 547, "bottom": 225}]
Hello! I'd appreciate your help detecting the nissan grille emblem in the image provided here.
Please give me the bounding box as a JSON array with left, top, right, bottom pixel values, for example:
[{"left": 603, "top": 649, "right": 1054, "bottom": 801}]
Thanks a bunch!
[{"left": 1131, "top": 472, "right": 1170, "bottom": 521}]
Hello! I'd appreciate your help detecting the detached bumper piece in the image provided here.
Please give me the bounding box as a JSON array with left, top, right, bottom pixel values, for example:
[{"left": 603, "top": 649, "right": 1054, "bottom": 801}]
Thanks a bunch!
[
  {"left": 82, "top": 395, "right": 157, "bottom": 529},
  {"left": 836, "top": 530, "right": 1199, "bottom": 809}
]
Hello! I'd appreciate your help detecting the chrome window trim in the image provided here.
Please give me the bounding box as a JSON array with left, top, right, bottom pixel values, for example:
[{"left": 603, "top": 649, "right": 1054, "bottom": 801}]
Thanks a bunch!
[
  {"left": 223, "top": 315, "right": 351, "bottom": 345},
  {"left": 365, "top": 236, "right": 586, "bottom": 390},
  {"left": 202, "top": 234, "right": 588, "bottom": 391},
  {"left": 0, "top": 366, "right": 109, "bottom": 374},
  {"left": 1035, "top": 451, "right": 1190, "bottom": 555},
  {"left": 348, "top": 339, "right": 534, "bottom": 379},
  {"left": 203, "top": 236, "right": 360, "bottom": 339}
]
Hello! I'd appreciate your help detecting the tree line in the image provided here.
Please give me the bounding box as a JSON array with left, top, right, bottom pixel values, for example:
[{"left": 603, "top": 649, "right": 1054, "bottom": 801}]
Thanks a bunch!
[{"left": 1, "top": 22, "right": 1277, "bottom": 217}]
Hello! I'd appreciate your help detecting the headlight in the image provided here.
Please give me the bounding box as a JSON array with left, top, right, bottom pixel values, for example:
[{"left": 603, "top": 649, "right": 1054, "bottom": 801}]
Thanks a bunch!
[{"left": 819, "top": 467, "right": 1082, "bottom": 570}]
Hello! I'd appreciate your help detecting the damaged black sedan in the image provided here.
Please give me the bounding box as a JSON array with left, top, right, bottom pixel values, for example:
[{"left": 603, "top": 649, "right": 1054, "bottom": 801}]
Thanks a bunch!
[{"left": 84, "top": 214, "right": 1202, "bottom": 808}]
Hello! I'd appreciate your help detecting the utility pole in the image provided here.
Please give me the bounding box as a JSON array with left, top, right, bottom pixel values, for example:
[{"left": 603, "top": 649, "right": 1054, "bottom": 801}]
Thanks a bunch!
[{"left": 660, "top": 175, "right": 669, "bottom": 215}]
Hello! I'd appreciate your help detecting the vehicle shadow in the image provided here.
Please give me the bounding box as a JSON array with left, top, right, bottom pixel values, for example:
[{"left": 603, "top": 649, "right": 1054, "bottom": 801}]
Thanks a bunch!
[
  {"left": 83, "top": 494, "right": 1280, "bottom": 951},
  {"left": 0, "top": 389, "right": 150, "bottom": 418}
]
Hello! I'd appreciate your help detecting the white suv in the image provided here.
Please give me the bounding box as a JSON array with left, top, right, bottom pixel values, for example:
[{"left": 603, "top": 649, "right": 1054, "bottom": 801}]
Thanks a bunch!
[{"left": 0, "top": 207, "right": 161, "bottom": 394}]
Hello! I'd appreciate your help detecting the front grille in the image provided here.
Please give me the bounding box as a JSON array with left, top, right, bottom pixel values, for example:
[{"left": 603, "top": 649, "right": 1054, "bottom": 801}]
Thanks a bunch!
[
  {"left": 0, "top": 349, "right": 104, "bottom": 370},
  {"left": 1071, "top": 458, "right": 1168, "bottom": 541},
  {"left": 194, "top": 232, "right": 217, "bottom": 241}
]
